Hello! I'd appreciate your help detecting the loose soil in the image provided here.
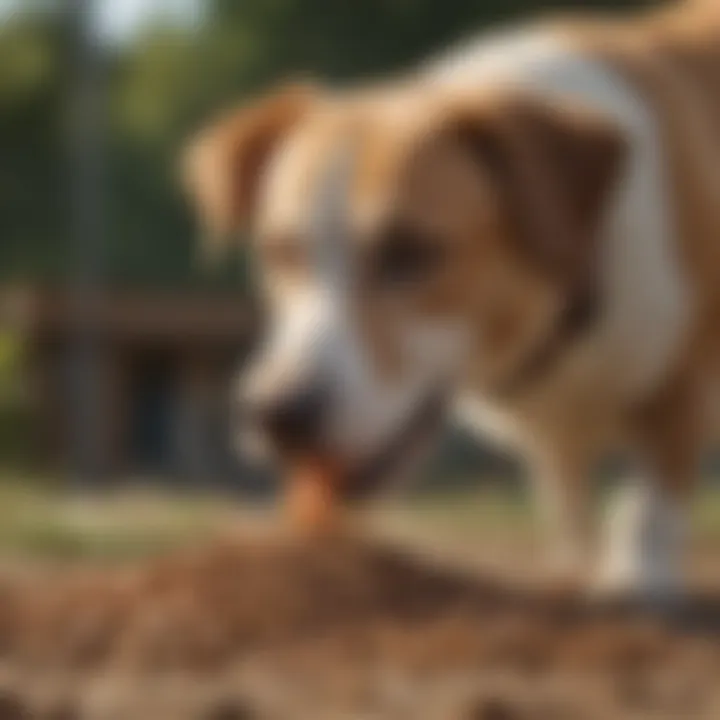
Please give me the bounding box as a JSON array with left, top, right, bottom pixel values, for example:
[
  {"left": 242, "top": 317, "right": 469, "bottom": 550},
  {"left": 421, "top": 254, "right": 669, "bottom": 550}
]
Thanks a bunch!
[{"left": 0, "top": 535, "right": 717, "bottom": 719}]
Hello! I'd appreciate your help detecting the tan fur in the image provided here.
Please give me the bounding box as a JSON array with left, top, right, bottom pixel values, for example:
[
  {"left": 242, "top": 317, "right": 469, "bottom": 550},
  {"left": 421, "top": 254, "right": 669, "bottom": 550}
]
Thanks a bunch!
[
  {"left": 561, "top": 9, "right": 720, "bottom": 303},
  {"left": 182, "top": 82, "right": 318, "bottom": 257},
  {"left": 441, "top": 94, "right": 626, "bottom": 293},
  {"left": 551, "top": 4, "right": 720, "bottom": 498},
  {"left": 348, "top": 95, "right": 623, "bottom": 389},
  {"left": 353, "top": 112, "right": 566, "bottom": 383}
]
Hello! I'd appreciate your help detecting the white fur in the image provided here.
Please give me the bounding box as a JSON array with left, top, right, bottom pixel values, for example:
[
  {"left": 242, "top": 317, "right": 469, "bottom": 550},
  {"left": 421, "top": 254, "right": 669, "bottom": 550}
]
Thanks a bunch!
[
  {"left": 594, "top": 481, "right": 685, "bottom": 601},
  {"left": 250, "top": 141, "right": 464, "bottom": 464}
]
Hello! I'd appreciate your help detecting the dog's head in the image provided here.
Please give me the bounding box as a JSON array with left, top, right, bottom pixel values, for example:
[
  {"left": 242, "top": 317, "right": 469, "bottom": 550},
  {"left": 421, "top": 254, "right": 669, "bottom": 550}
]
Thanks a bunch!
[{"left": 183, "top": 81, "right": 625, "bottom": 498}]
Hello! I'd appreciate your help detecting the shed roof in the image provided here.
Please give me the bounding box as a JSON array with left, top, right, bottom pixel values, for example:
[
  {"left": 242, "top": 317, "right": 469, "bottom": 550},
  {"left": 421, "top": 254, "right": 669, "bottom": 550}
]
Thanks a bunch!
[{"left": 0, "top": 285, "right": 257, "bottom": 344}]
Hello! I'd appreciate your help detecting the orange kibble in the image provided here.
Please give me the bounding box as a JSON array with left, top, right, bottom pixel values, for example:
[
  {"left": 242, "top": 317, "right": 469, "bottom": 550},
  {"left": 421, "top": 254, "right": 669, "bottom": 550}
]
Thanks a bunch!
[{"left": 285, "top": 457, "right": 346, "bottom": 536}]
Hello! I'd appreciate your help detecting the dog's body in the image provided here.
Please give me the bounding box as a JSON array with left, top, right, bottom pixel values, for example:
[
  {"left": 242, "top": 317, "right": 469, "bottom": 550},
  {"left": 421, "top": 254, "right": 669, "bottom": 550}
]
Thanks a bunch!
[
  {"left": 185, "top": 1, "right": 720, "bottom": 602},
  {"left": 423, "top": 5, "right": 720, "bottom": 595},
  {"left": 426, "top": 19, "right": 691, "bottom": 447}
]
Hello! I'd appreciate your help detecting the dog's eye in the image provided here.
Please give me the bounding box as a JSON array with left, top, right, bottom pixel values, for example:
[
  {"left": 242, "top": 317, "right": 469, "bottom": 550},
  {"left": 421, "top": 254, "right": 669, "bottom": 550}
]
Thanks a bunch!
[{"left": 371, "top": 224, "right": 444, "bottom": 287}]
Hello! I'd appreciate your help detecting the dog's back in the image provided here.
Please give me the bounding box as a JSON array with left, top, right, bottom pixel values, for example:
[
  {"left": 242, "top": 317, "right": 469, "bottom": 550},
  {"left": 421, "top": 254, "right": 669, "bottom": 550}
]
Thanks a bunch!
[{"left": 563, "top": 2, "right": 720, "bottom": 310}]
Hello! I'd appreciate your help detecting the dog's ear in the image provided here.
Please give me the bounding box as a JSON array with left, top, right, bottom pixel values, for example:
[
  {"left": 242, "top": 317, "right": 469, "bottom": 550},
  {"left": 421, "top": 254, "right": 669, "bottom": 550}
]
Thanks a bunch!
[
  {"left": 182, "top": 83, "right": 318, "bottom": 260},
  {"left": 451, "top": 94, "right": 627, "bottom": 289}
]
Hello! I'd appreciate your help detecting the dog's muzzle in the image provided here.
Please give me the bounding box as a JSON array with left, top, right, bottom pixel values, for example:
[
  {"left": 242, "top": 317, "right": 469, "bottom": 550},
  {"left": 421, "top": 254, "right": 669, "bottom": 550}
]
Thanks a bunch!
[
  {"left": 240, "top": 381, "right": 329, "bottom": 457},
  {"left": 238, "top": 376, "right": 446, "bottom": 502}
]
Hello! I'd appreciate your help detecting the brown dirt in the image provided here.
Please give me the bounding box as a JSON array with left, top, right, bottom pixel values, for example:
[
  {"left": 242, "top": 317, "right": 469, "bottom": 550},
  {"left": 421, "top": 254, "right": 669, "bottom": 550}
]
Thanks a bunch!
[{"left": 0, "top": 536, "right": 717, "bottom": 719}]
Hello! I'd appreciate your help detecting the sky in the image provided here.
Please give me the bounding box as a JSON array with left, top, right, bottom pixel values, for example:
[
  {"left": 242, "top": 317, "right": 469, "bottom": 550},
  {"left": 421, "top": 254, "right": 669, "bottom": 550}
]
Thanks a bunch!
[
  {"left": 0, "top": 0, "right": 202, "bottom": 42},
  {"left": 94, "top": 0, "right": 201, "bottom": 41}
]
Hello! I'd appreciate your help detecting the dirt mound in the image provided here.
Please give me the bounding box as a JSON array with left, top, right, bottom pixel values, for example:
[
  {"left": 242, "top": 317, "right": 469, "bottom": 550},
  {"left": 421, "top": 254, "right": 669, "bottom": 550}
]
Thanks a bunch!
[
  {"left": 0, "top": 537, "right": 718, "bottom": 717},
  {"left": 0, "top": 536, "right": 716, "bottom": 676},
  {"left": 0, "top": 537, "right": 503, "bottom": 671}
]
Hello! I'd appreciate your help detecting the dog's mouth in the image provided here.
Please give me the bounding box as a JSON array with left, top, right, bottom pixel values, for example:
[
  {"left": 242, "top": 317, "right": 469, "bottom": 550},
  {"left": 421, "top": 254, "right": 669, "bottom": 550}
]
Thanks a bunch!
[{"left": 336, "top": 388, "right": 447, "bottom": 502}]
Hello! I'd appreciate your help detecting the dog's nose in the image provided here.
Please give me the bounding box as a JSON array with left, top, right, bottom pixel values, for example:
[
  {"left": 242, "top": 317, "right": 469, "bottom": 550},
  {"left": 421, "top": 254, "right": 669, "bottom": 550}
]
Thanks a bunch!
[{"left": 245, "top": 384, "right": 327, "bottom": 453}]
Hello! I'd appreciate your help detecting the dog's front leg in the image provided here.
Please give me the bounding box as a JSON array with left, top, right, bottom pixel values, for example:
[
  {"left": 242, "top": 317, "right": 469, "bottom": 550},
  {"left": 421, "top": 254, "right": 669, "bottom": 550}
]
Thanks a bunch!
[
  {"left": 594, "top": 369, "right": 701, "bottom": 607},
  {"left": 531, "top": 441, "right": 597, "bottom": 591}
]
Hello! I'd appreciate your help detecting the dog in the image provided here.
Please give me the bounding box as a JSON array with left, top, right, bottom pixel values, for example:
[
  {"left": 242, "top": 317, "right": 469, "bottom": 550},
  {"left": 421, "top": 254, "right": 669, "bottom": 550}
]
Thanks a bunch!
[{"left": 183, "top": 0, "right": 720, "bottom": 604}]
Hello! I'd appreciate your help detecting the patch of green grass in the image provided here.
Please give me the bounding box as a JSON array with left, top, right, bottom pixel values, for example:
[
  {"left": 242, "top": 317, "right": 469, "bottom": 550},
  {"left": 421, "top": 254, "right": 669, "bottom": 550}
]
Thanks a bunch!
[
  {"left": 0, "top": 478, "right": 716, "bottom": 561},
  {"left": 0, "top": 482, "right": 265, "bottom": 561},
  {"left": 380, "top": 481, "right": 720, "bottom": 542},
  {"left": 379, "top": 485, "right": 533, "bottom": 540}
]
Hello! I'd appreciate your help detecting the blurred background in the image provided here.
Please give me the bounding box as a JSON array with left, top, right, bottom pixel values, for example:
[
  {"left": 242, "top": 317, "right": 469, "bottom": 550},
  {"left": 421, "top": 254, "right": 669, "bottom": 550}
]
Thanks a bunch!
[{"left": 0, "top": 0, "right": 674, "bottom": 555}]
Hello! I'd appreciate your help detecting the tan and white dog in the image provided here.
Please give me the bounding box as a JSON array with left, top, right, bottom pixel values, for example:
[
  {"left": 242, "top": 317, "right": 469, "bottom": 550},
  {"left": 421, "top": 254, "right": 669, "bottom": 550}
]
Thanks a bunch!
[{"left": 184, "top": 0, "right": 720, "bottom": 603}]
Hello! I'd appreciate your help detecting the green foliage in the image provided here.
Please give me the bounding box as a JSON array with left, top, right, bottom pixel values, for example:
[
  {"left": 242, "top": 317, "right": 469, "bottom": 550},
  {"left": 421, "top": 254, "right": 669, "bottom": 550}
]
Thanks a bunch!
[
  {"left": 0, "top": 0, "right": 659, "bottom": 289},
  {"left": 0, "top": 332, "right": 24, "bottom": 401}
]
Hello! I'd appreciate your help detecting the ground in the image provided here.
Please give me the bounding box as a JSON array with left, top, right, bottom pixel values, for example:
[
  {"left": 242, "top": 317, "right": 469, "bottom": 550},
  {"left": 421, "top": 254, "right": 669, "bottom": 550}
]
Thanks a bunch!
[{"left": 0, "top": 482, "right": 717, "bottom": 719}]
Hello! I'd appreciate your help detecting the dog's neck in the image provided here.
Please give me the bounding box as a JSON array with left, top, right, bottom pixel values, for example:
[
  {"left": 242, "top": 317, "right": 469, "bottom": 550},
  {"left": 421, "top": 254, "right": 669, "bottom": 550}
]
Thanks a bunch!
[{"left": 490, "top": 287, "right": 600, "bottom": 400}]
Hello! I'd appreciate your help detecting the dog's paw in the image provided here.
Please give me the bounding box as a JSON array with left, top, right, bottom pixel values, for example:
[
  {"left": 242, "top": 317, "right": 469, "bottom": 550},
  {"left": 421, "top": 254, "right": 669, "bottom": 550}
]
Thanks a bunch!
[
  {"left": 592, "top": 481, "right": 686, "bottom": 613},
  {"left": 587, "top": 564, "right": 683, "bottom": 615}
]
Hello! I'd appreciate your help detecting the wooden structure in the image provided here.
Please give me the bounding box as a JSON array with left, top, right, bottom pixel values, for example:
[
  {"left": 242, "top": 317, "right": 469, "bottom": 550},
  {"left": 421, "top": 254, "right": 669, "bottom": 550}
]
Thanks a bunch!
[{"left": 0, "top": 285, "right": 260, "bottom": 484}]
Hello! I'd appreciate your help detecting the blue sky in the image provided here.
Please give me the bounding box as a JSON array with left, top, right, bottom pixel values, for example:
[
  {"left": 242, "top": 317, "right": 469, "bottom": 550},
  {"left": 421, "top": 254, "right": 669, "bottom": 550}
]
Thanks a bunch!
[{"left": 0, "top": 0, "right": 201, "bottom": 42}]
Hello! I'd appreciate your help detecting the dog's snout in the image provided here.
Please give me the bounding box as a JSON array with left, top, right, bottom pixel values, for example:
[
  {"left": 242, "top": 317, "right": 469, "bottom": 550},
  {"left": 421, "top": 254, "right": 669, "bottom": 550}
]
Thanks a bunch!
[{"left": 245, "top": 384, "right": 327, "bottom": 453}]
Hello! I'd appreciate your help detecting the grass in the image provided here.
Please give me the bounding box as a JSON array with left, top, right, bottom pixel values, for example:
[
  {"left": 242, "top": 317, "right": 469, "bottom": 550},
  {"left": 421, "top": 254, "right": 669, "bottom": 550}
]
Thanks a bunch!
[
  {"left": 0, "top": 483, "right": 258, "bottom": 561},
  {"left": 0, "top": 478, "right": 716, "bottom": 561}
]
